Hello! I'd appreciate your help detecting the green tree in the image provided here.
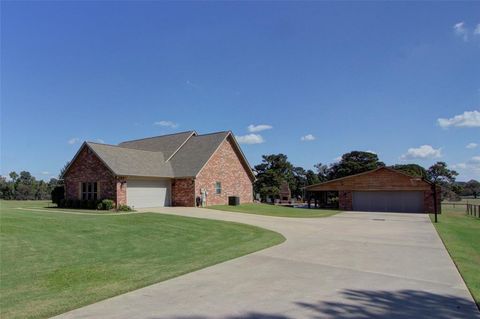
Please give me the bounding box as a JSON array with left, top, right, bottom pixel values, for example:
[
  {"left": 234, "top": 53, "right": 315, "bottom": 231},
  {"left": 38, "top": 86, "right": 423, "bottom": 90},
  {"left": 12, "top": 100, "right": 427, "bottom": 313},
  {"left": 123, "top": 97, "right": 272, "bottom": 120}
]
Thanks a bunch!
[
  {"left": 253, "top": 154, "right": 295, "bottom": 201},
  {"left": 59, "top": 161, "right": 70, "bottom": 180},
  {"left": 314, "top": 163, "right": 328, "bottom": 182},
  {"left": 292, "top": 166, "right": 307, "bottom": 198},
  {"left": 0, "top": 170, "right": 56, "bottom": 200},
  {"left": 305, "top": 169, "right": 321, "bottom": 185},
  {"left": 464, "top": 180, "right": 480, "bottom": 198},
  {"left": 427, "top": 162, "right": 459, "bottom": 202},
  {"left": 391, "top": 164, "right": 428, "bottom": 179},
  {"left": 328, "top": 151, "right": 385, "bottom": 180},
  {"left": 9, "top": 171, "right": 18, "bottom": 183},
  {"left": 427, "top": 162, "right": 458, "bottom": 184}
]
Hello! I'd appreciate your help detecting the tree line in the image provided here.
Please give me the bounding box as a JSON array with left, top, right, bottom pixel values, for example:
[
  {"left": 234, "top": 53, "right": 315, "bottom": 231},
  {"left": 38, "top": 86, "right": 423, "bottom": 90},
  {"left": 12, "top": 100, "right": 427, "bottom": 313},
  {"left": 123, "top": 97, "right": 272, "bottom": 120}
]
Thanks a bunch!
[
  {"left": 0, "top": 153, "right": 478, "bottom": 201},
  {"left": 0, "top": 171, "right": 60, "bottom": 200},
  {"left": 253, "top": 151, "right": 479, "bottom": 201},
  {"left": 0, "top": 163, "right": 69, "bottom": 200}
]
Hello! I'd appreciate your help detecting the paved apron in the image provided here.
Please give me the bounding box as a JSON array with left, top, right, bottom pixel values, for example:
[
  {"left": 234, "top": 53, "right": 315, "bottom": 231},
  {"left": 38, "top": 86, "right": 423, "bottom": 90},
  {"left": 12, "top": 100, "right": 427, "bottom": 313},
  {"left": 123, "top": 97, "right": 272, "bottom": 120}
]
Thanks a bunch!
[{"left": 54, "top": 208, "right": 480, "bottom": 319}]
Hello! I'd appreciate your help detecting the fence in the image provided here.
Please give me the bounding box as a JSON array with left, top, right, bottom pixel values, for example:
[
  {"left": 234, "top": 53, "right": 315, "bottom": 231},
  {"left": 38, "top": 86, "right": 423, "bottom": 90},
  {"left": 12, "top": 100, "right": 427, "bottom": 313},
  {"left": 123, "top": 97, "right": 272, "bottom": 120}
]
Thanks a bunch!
[
  {"left": 442, "top": 202, "right": 480, "bottom": 218},
  {"left": 466, "top": 204, "right": 480, "bottom": 218}
]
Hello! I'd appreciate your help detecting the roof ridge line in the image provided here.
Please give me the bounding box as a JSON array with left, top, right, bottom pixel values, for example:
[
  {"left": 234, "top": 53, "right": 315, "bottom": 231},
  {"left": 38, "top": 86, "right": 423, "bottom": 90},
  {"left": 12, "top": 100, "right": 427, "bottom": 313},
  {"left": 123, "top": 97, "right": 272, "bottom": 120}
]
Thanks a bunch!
[
  {"left": 195, "top": 131, "right": 230, "bottom": 137},
  {"left": 118, "top": 130, "right": 196, "bottom": 144},
  {"left": 165, "top": 131, "right": 196, "bottom": 162}
]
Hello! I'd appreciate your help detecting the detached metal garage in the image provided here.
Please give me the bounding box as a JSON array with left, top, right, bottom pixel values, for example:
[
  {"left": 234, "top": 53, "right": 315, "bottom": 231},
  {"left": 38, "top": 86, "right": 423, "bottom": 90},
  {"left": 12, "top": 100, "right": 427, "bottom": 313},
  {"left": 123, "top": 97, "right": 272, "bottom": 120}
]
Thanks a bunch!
[
  {"left": 305, "top": 167, "right": 441, "bottom": 214},
  {"left": 126, "top": 178, "right": 171, "bottom": 208},
  {"left": 352, "top": 191, "right": 424, "bottom": 213}
]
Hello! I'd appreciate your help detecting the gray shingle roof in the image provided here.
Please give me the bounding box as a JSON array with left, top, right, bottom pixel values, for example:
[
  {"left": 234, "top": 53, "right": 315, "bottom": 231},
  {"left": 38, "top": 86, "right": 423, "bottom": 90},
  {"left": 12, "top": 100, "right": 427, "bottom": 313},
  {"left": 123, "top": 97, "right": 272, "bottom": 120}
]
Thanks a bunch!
[
  {"left": 72, "top": 131, "right": 252, "bottom": 179},
  {"left": 118, "top": 131, "right": 195, "bottom": 159},
  {"left": 169, "top": 132, "right": 230, "bottom": 177},
  {"left": 87, "top": 142, "right": 175, "bottom": 177}
]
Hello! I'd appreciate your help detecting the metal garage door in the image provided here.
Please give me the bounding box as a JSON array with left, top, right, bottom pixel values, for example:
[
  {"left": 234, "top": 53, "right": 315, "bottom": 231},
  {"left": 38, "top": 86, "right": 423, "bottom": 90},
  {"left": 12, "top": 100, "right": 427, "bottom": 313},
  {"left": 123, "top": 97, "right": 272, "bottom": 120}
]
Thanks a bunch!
[
  {"left": 126, "top": 178, "right": 171, "bottom": 208},
  {"left": 352, "top": 191, "right": 424, "bottom": 213}
]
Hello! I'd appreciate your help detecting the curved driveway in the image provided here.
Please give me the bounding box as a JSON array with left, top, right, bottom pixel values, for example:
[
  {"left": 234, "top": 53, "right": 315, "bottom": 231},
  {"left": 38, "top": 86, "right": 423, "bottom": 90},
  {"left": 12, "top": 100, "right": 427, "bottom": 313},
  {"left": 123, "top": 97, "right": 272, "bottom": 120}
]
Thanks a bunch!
[{"left": 54, "top": 208, "right": 479, "bottom": 319}]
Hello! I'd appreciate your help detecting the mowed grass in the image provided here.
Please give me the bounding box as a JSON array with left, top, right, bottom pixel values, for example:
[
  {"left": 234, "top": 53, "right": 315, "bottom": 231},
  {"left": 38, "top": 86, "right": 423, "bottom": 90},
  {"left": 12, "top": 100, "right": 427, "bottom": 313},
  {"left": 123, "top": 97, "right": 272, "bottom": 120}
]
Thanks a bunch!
[
  {"left": 0, "top": 200, "right": 285, "bottom": 319},
  {"left": 431, "top": 204, "right": 480, "bottom": 306},
  {"left": 209, "top": 203, "right": 340, "bottom": 218}
]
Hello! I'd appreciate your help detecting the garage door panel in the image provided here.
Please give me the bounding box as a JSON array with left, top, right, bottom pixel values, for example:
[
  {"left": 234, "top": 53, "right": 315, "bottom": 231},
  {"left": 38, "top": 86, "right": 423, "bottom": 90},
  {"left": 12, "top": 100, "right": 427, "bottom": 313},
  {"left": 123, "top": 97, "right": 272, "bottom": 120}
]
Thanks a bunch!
[
  {"left": 353, "top": 191, "right": 423, "bottom": 213},
  {"left": 127, "top": 179, "right": 171, "bottom": 208}
]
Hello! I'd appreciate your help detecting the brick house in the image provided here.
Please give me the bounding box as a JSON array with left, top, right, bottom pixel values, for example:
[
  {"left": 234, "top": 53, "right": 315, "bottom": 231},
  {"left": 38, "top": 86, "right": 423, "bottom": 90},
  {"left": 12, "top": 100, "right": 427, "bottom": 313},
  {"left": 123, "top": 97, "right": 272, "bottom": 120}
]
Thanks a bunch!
[
  {"left": 304, "top": 167, "right": 441, "bottom": 214},
  {"left": 62, "top": 131, "right": 255, "bottom": 208}
]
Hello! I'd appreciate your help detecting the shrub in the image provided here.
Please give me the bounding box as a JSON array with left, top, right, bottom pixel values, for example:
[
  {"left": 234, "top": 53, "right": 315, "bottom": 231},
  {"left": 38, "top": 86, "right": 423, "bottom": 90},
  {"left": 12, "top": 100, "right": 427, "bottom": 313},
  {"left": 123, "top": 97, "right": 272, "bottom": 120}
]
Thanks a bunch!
[
  {"left": 51, "top": 186, "right": 65, "bottom": 205},
  {"left": 87, "top": 200, "right": 98, "bottom": 210},
  {"left": 58, "top": 199, "right": 66, "bottom": 208},
  {"left": 97, "top": 199, "right": 115, "bottom": 210},
  {"left": 57, "top": 198, "right": 103, "bottom": 209},
  {"left": 80, "top": 200, "right": 89, "bottom": 209},
  {"left": 117, "top": 204, "right": 134, "bottom": 212}
]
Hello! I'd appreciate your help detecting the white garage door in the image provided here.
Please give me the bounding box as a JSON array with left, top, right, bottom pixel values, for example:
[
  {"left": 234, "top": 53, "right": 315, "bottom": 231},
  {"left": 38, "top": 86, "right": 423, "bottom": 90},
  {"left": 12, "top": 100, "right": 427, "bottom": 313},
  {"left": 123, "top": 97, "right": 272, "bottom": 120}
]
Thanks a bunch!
[
  {"left": 126, "top": 178, "right": 171, "bottom": 208},
  {"left": 352, "top": 191, "right": 424, "bottom": 213}
]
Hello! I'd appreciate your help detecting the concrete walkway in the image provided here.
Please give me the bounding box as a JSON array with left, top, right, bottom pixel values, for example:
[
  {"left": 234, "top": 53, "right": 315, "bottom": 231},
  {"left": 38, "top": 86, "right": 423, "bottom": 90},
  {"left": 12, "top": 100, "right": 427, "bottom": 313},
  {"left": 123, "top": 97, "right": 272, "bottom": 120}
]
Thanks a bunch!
[{"left": 54, "top": 208, "right": 480, "bottom": 319}]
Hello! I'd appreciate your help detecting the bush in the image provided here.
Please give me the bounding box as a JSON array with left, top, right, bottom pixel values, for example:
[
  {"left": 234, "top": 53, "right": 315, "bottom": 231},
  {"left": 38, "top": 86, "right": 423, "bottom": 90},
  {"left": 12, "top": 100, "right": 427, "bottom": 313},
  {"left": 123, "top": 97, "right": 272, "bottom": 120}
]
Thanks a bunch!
[
  {"left": 117, "top": 204, "right": 134, "bottom": 212},
  {"left": 51, "top": 186, "right": 65, "bottom": 204},
  {"left": 58, "top": 198, "right": 101, "bottom": 209},
  {"left": 97, "top": 199, "right": 115, "bottom": 210}
]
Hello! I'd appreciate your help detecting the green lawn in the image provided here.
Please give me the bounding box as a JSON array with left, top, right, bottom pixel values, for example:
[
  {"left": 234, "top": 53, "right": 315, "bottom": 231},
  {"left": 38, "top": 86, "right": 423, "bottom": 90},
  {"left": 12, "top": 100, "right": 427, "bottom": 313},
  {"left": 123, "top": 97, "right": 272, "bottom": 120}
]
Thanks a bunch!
[
  {"left": 209, "top": 203, "right": 340, "bottom": 218},
  {"left": 0, "top": 200, "right": 285, "bottom": 319},
  {"left": 431, "top": 205, "right": 480, "bottom": 306}
]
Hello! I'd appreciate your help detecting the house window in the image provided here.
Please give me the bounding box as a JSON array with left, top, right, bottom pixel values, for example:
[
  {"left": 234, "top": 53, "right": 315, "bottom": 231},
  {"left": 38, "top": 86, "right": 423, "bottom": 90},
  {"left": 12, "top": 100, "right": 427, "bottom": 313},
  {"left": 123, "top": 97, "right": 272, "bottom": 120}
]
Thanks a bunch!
[
  {"left": 215, "top": 182, "right": 222, "bottom": 194},
  {"left": 82, "top": 182, "right": 98, "bottom": 200}
]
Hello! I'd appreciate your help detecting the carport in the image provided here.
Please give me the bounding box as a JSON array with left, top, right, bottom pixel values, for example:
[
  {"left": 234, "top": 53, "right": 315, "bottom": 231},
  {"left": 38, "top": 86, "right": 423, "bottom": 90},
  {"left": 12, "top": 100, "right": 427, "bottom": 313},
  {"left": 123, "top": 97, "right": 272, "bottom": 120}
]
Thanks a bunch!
[{"left": 305, "top": 167, "right": 441, "bottom": 214}]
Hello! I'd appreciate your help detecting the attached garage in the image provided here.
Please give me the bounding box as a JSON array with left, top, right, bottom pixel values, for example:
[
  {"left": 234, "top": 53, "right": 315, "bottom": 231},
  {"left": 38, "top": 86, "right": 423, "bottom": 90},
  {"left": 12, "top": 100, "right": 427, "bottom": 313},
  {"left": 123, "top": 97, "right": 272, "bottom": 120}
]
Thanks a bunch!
[
  {"left": 305, "top": 167, "right": 441, "bottom": 214},
  {"left": 126, "top": 178, "right": 171, "bottom": 208}
]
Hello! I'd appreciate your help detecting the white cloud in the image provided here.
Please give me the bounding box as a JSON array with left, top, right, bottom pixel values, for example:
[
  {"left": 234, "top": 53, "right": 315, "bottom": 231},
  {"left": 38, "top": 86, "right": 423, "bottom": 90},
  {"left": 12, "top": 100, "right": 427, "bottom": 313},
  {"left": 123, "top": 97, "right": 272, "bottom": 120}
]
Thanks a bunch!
[
  {"left": 474, "top": 24, "right": 480, "bottom": 36},
  {"left": 333, "top": 156, "right": 342, "bottom": 162},
  {"left": 466, "top": 142, "right": 478, "bottom": 149},
  {"left": 41, "top": 171, "right": 50, "bottom": 175},
  {"left": 401, "top": 145, "right": 442, "bottom": 160},
  {"left": 96, "top": 138, "right": 105, "bottom": 143},
  {"left": 452, "top": 163, "right": 467, "bottom": 169},
  {"left": 453, "top": 156, "right": 480, "bottom": 176},
  {"left": 247, "top": 124, "right": 273, "bottom": 133},
  {"left": 68, "top": 137, "right": 80, "bottom": 145},
  {"left": 236, "top": 134, "right": 265, "bottom": 144},
  {"left": 154, "top": 120, "right": 178, "bottom": 128},
  {"left": 300, "top": 134, "right": 316, "bottom": 141},
  {"left": 437, "top": 110, "right": 480, "bottom": 128},
  {"left": 454, "top": 21, "right": 468, "bottom": 41}
]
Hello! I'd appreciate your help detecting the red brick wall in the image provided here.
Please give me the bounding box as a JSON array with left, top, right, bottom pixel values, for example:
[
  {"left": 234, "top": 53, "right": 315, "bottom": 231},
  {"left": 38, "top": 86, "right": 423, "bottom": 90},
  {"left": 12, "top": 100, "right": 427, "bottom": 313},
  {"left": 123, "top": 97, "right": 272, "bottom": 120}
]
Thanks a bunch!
[
  {"left": 194, "top": 137, "right": 253, "bottom": 206},
  {"left": 308, "top": 167, "right": 431, "bottom": 191},
  {"left": 339, "top": 191, "right": 353, "bottom": 210},
  {"left": 423, "top": 185, "right": 442, "bottom": 214},
  {"left": 64, "top": 146, "right": 117, "bottom": 203},
  {"left": 171, "top": 178, "right": 195, "bottom": 206},
  {"left": 116, "top": 177, "right": 127, "bottom": 206}
]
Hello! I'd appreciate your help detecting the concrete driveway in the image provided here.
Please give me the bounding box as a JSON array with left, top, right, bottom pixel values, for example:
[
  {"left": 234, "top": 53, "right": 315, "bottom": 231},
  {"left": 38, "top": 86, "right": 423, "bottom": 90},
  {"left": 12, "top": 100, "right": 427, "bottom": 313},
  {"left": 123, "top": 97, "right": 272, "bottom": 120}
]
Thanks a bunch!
[{"left": 54, "top": 208, "right": 479, "bottom": 319}]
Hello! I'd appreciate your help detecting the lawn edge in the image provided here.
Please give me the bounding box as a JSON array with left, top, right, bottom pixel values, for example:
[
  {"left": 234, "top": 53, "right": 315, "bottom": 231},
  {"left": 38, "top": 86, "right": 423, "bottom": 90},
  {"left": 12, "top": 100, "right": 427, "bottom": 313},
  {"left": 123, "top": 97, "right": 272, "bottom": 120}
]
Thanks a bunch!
[
  {"left": 46, "top": 213, "right": 286, "bottom": 319},
  {"left": 429, "top": 214, "right": 480, "bottom": 310},
  {"left": 207, "top": 205, "right": 341, "bottom": 218}
]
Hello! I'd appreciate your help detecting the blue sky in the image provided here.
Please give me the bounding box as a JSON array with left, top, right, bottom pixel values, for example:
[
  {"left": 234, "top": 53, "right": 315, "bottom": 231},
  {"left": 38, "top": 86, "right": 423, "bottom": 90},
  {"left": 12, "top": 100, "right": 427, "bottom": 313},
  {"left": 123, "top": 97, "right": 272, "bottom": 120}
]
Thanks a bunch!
[{"left": 1, "top": 1, "right": 479, "bottom": 181}]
